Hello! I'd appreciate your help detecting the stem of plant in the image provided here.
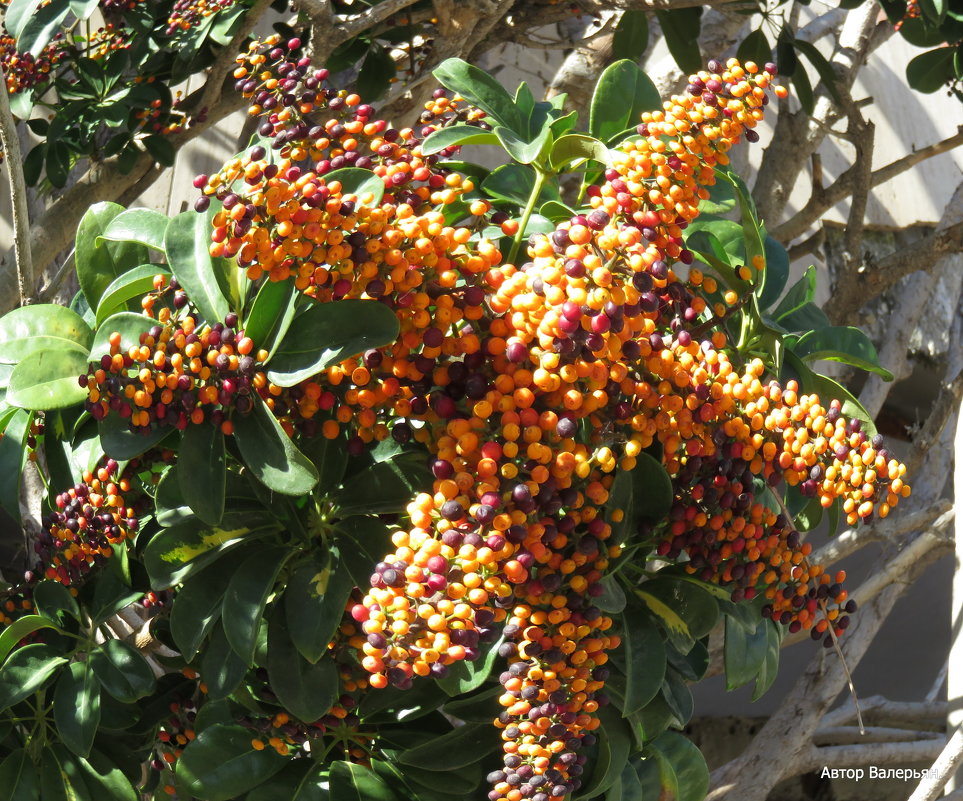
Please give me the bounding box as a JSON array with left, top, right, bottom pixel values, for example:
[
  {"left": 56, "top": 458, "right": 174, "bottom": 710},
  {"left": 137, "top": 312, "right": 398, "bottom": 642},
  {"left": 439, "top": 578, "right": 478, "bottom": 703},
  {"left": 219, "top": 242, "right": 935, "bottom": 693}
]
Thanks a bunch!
[{"left": 506, "top": 167, "right": 549, "bottom": 265}]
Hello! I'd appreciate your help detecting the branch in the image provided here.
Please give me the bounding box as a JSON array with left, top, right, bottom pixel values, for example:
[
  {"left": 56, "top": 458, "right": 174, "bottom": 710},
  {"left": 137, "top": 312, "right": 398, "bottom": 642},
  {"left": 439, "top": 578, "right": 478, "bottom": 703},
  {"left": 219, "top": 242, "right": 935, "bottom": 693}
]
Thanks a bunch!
[
  {"left": 822, "top": 696, "right": 948, "bottom": 730},
  {"left": 0, "top": 67, "right": 35, "bottom": 305},
  {"left": 795, "top": 739, "right": 946, "bottom": 775},
  {"left": 813, "top": 726, "right": 944, "bottom": 746},
  {"left": 827, "top": 219, "right": 963, "bottom": 325},
  {"left": 773, "top": 126, "right": 963, "bottom": 244},
  {"left": 908, "top": 726, "right": 963, "bottom": 801}
]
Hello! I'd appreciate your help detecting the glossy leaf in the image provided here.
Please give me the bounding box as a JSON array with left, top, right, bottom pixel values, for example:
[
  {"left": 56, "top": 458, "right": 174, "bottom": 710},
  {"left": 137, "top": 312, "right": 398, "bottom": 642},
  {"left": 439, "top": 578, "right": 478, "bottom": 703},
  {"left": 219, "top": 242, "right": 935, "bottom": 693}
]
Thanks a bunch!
[
  {"left": 233, "top": 397, "right": 319, "bottom": 495},
  {"left": 96, "top": 412, "right": 173, "bottom": 461},
  {"left": 142, "top": 511, "right": 279, "bottom": 589},
  {"left": 482, "top": 163, "right": 561, "bottom": 206},
  {"left": 6, "top": 348, "right": 90, "bottom": 410},
  {"left": 0, "top": 614, "right": 62, "bottom": 664},
  {"left": 324, "top": 168, "right": 385, "bottom": 207},
  {"left": 0, "top": 644, "right": 67, "bottom": 711},
  {"left": 243, "top": 278, "right": 297, "bottom": 353},
  {"left": 794, "top": 38, "right": 842, "bottom": 103},
  {"left": 200, "top": 623, "right": 248, "bottom": 701},
  {"left": 621, "top": 602, "right": 667, "bottom": 715},
  {"left": 100, "top": 208, "right": 169, "bottom": 251},
  {"left": 329, "top": 451, "right": 432, "bottom": 515},
  {"left": 89, "top": 640, "right": 154, "bottom": 703},
  {"left": 299, "top": 433, "right": 350, "bottom": 493},
  {"left": 178, "top": 422, "right": 226, "bottom": 524},
  {"left": 433, "top": 58, "right": 523, "bottom": 134},
  {"left": 649, "top": 731, "right": 709, "bottom": 801},
  {"left": 33, "top": 580, "right": 81, "bottom": 624},
  {"left": 589, "top": 60, "right": 661, "bottom": 144},
  {"left": 164, "top": 210, "right": 232, "bottom": 325},
  {"left": 267, "top": 613, "right": 339, "bottom": 722},
  {"left": 787, "top": 352, "right": 878, "bottom": 437},
  {"left": 636, "top": 578, "right": 718, "bottom": 654},
  {"left": 549, "top": 133, "right": 611, "bottom": 171},
  {"left": 398, "top": 723, "right": 495, "bottom": 771},
  {"left": 736, "top": 29, "right": 771, "bottom": 70},
  {"left": 177, "top": 724, "right": 285, "bottom": 801},
  {"left": 492, "top": 124, "right": 552, "bottom": 166},
  {"left": 655, "top": 8, "right": 703, "bottom": 73},
  {"left": 772, "top": 265, "right": 816, "bottom": 320},
  {"left": 54, "top": 661, "right": 101, "bottom": 757},
  {"left": 612, "top": 9, "right": 649, "bottom": 61},
  {"left": 608, "top": 451, "right": 672, "bottom": 543},
  {"left": 245, "top": 761, "right": 329, "bottom": 801},
  {"left": 793, "top": 326, "right": 893, "bottom": 379},
  {"left": 752, "top": 620, "right": 782, "bottom": 701},
  {"left": 266, "top": 299, "right": 399, "bottom": 387},
  {"left": 724, "top": 614, "right": 769, "bottom": 690},
  {"left": 284, "top": 549, "right": 354, "bottom": 663},
  {"left": 90, "top": 311, "right": 153, "bottom": 362},
  {"left": 436, "top": 632, "right": 505, "bottom": 696},
  {"left": 74, "top": 752, "right": 137, "bottom": 801},
  {"left": 223, "top": 545, "right": 291, "bottom": 664},
  {"left": 39, "top": 747, "right": 90, "bottom": 801},
  {"left": 577, "top": 706, "right": 632, "bottom": 799},
  {"left": 76, "top": 202, "right": 150, "bottom": 312},
  {"left": 95, "top": 266, "right": 170, "bottom": 325},
  {"left": 335, "top": 516, "right": 394, "bottom": 588},
  {"left": 0, "top": 304, "right": 93, "bottom": 363},
  {"left": 420, "top": 124, "right": 500, "bottom": 155},
  {"left": 0, "top": 748, "right": 40, "bottom": 801},
  {"left": 170, "top": 548, "right": 251, "bottom": 661},
  {"left": 14, "top": 0, "right": 69, "bottom": 57},
  {"left": 758, "top": 235, "right": 791, "bottom": 310}
]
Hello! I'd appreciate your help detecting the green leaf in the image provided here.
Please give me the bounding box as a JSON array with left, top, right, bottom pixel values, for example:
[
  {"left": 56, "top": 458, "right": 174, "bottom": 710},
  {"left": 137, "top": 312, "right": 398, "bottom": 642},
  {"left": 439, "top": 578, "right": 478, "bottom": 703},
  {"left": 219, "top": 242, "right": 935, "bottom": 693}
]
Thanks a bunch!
[
  {"left": 329, "top": 451, "right": 431, "bottom": 515},
  {"left": 96, "top": 412, "right": 173, "bottom": 461},
  {"left": 0, "top": 614, "right": 62, "bottom": 664},
  {"left": 776, "top": 26, "right": 799, "bottom": 78},
  {"left": 267, "top": 613, "right": 339, "bottom": 722},
  {"left": 492, "top": 124, "right": 553, "bottom": 166},
  {"left": 324, "top": 168, "right": 386, "bottom": 207},
  {"left": 33, "top": 580, "right": 81, "bottom": 624},
  {"left": 612, "top": 9, "right": 649, "bottom": 61},
  {"left": 100, "top": 208, "right": 169, "bottom": 251},
  {"left": 89, "top": 640, "right": 154, "bottom": 703},
  {"left": 919, "top": 0, "right": 948, "bottom": 25},
  {"left": 432, "top": 58, "right": 523, "bottom": 134},
  {"left": 0, "top": 409, "right": 30, "bottom": 523},
  {"left": 89, "top": 311, "right": 153, "bottom": 361},
  {"left": 143, "top": 136, "right": 175, "bottom": 167},
  {"left": 95, "top": 266, "right": 170, "bottom": 326},
  {"left": 794, "top": 39, "right": 842, "bottom": 103},
  {"left": 243, "top": 278, "right": 297, "bottom": 353},
  {"left": 420, "top": 124, "right": 501, "bottom": 156},
  {"left": 334, "top": 516, "right": 394, "bottom": 588},
  {"left": 245, "top": 761, "right": 329, "bottom": 801},
  {"left": 233, "top": 396, "right": 319, "bottom": 495},
  {"left": 736, "top": 30, "right": 771, "bottom": 69},
  {"left": 223, "top": 545, "right": 291, "bottom": 665},
  {"left": 356, "top": 43, "right": 395, "bottom": 101},
  {"left": 655, "top": 8, "right": 703, "bottom": 74},
  {"left": 299, "top": 433, "right": 350, "bottom": 493},
  {"left": 200, "top": 622, "right": 248, "bottom": 701},
  {"left": 661, "top": 667, "right": 693, "bottom": 727},
  {"left": 700, "top": 179, "right": 736, "bottom": 216},
  {"left": 482, "top": 163, "right": 560, "bottom": 206},
  {"left": 398, "top": 723, "right": 496, "bottom": 771},
  {"left": 800, "top": 365, "right": 878, "bottom": 438},
  {"left": 751, "top": 619, "right": 782, "bottom": 701},
  {"left": 0, "top": 304, "right": 93, "bottom": 364},
  {"left": 793, "top": 326, "right": 893, "bottom": 379},
  {"left": 577, "top": 705, "right": 632, "bottom": 799},
  {"left": 76, "top": 202, "right": 150, "bottom": 312},
  {"left": 74, "top": 752, "right": 137, "bottom": 801},
  {"left": 142, "top": 512, "right": 280, "bottom": 589},
  {"left": 771, "top": 265, "right": 816, "bottom": 320},
  {"left": 621, "top": 602, "right": 667, "bottom": 715},
  {"left": 649, "top": 731, "right": 709, "bottom": 801},
  {"left": 284, "top": 549, "right": 354, "bottom": 663},
  {"left": 0, "top": 748, "right": 40, "bottom": 801},
  {"left": 636, "top": 578, "right": 718, "bottom": 654},
  {"left": 0, "top": 644, "right": 68, "bottom": 711},
  {"left": 164, "top": 210, "right": 232, "bottom": 325},
  {"left": 589, "top": 60, "right": 661, "bottom": 144},
  {"left": 436, "top": 633, "right": 504, "bottom": 696},
  {"left": 39, "top": 746, "right": 91, "bottom": 801},
  {"left": 54, "top": 661, "right": 101, "bottom": 757},
  {"left": 68, "top": 0, "right": 99, "bottom": 19},
  {"left": 758, "top": 235, "right": 790, "bottom": 310},
  {"left": 14, "top": 0, "right": 69, "bottom": 56},
  {"left": 177, "top": 724, "right": 285, "bottom": 801},
  {"left": 723, "top": 614, "right": 769, "bottom": 690},
  {"left": 793, "top": 65, "right": 814, "bottom": 115},
  {"left": 267, "top": 300, "right": 399, "bottom": 387},
  {"left": 169, "top": 547, "right": 251, "bottom": 662},
  {"left": 778, "top": 300, "right": 830, "bottom": 333},
  {"left": 7, "top": 348, "right": 90, "bottom": 410},
  {"left": 549, "top": 133, "right": 611, "bottom": 171},
  {"left": 178, "top": 423, "right": 226, "bottom": 524},
  {"left": 608, "top": 450, "right": 672, "bottom": 543}
]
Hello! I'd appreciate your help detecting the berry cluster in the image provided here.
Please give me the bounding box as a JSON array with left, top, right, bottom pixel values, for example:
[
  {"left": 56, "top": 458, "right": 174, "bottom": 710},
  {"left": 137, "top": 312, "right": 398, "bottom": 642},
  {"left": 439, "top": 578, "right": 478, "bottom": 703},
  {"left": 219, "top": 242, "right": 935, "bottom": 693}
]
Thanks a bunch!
[
  {"left": 0, "top": 30, "right": 66, "bottom": 95},
  {"left": 185, "top": 53, "right": 915, "bottom": 800},
  {"left": 80, "top": 284, "right": 265, "bottom": 434},
  {"left": 166, "top": 0, "right": 238, "bottom": 36},
  {"left": 39, "top": 461, "right": 138, "bottom": 586}
]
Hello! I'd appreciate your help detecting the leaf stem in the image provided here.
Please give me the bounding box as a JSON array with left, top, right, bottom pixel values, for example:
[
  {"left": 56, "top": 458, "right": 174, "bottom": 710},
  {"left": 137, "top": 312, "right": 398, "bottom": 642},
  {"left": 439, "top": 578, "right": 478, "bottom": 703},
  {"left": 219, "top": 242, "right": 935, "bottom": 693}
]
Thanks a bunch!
[{"left": 506, "top": 167, "right": 548, "bottom": 265}]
